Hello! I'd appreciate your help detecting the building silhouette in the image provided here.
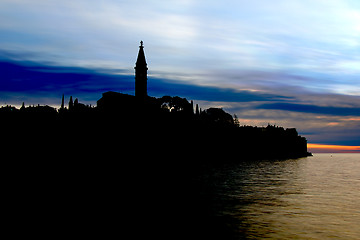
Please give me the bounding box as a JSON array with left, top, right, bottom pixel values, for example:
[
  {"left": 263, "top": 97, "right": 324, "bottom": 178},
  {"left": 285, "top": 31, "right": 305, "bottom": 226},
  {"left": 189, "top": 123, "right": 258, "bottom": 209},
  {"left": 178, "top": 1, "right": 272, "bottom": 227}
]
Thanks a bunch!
[
  {"left": 97, "top": 91, "right": 135, "bottom": 111},
  {"left": 97, "top": 41, "right": 150, "bottom": 111},
  {"left": 135, "top": 40, "right": 148, "bottom": 100}
]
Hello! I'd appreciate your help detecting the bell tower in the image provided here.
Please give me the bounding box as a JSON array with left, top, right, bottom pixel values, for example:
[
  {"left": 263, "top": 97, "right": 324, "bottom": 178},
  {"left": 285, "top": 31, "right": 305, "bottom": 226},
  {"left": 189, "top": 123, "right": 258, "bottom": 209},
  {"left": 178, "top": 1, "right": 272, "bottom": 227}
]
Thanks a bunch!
[{"left": 135, "top": 40, "right": 148, "bottom": 99}]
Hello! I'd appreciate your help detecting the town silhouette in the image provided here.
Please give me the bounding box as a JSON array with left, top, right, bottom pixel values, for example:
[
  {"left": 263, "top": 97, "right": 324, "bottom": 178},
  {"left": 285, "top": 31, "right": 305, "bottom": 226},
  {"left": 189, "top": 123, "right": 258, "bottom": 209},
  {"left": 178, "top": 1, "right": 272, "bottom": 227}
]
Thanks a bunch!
[
  {"left": 1, "top": 41, "right": 310, "bottom": 161},
  {"left": 1, "top": 41, "right": 311, "bottom": 239}
]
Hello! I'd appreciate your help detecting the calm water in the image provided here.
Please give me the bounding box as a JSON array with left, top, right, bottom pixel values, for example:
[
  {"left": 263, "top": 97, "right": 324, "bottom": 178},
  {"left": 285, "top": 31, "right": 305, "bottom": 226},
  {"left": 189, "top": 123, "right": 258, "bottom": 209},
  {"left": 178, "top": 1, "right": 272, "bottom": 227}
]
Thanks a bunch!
[{"left": 197, "top": 154, "right": 360, "bottom": 239}]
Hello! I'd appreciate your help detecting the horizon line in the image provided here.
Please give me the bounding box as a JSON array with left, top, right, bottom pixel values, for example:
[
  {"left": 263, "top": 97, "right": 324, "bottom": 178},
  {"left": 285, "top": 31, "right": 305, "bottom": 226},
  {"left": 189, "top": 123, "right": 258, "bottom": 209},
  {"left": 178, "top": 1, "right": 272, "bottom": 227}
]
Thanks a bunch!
[{"left": 308, "top": 143, "right": 360, "bottom": 153}]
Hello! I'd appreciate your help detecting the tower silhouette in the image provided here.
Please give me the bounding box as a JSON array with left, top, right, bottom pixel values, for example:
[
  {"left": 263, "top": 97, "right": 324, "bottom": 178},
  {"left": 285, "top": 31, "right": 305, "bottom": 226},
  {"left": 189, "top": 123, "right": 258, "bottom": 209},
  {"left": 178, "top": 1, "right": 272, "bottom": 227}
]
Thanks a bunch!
[{"left": 135, "top": 41, "right": 148, "bottom": 99}]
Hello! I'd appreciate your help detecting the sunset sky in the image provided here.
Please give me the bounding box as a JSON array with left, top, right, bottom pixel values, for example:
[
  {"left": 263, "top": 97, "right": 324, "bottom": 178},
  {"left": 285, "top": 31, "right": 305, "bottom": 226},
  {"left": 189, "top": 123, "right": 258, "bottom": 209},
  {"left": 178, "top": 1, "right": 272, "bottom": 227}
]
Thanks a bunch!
[{"left": 1, "top": 0, "right": 360, "bottom": 152}]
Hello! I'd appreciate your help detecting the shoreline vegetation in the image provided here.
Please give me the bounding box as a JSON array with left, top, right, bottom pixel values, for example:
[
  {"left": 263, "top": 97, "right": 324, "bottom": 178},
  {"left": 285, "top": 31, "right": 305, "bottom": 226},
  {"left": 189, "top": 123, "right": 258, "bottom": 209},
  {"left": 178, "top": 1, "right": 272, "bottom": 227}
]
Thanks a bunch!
[{"left": 1, "top": 92, "right": 311, "bottom": 161}]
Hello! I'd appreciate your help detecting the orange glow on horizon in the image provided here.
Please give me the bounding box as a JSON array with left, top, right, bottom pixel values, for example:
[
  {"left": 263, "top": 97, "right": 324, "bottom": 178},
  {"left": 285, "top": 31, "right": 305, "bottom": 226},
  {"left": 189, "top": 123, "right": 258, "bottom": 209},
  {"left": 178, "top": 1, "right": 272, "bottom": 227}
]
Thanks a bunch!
[{"left": 308, "top": 143, "right": 360, "bottom": 153}]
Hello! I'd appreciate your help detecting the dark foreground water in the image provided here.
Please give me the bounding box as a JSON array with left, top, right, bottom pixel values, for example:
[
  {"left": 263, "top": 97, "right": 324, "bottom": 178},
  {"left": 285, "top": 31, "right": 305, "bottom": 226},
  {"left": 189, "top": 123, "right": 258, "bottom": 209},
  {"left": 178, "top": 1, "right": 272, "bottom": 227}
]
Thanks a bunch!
[
  {"left": 4, "top": 154, "right": 359, "bottom": 239},
  {"left": 197, "top": 153, "right": 360, "bottom": 239}
]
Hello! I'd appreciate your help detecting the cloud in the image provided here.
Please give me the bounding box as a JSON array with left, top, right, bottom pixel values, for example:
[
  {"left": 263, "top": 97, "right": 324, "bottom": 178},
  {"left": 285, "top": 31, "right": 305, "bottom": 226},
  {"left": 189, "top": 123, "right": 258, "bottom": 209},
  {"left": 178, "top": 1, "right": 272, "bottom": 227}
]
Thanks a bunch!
[
  {"left": 149, "top": 77, "right": 292, "bottom": 103},
  {"left": 257, "top": 102, "right": 360, "bottom": 116},
  {"left": 1, "top": 0, "right": 360, "bottom": 98},
  {"left": 0, "top": 60, "right": 134, "bottom": 106},
  {"left": 0, "top": 59, "right": 292, "bottom": 106},
  {"left": 2, "top": 58, "right": 360, "bottom": 147},
  {"left": 2, "top": 0, "right": 360, "bottom": 76}
]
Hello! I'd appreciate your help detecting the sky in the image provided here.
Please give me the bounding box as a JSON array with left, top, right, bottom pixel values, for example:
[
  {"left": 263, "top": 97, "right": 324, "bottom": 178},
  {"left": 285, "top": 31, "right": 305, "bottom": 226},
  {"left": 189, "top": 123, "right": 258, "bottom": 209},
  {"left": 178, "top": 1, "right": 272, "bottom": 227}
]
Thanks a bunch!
[{"left": 1, "top": 0, "right": 360, "bottom": 152}]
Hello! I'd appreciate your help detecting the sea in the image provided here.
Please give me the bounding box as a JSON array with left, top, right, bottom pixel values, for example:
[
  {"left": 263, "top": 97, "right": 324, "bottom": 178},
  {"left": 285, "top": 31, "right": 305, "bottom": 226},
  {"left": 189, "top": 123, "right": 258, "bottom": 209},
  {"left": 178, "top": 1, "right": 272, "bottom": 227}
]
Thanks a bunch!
[
  {"left": 3, "top": 153, "right": 359, "bottom": 239},
  {"left": 196, "top": 153, "right": 360, "bottom": 239}
]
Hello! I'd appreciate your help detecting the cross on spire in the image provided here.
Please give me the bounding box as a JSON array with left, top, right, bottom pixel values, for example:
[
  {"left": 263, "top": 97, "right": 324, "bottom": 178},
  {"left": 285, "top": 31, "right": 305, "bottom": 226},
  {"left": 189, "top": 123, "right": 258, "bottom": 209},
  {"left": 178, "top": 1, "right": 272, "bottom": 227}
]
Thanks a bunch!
[{"left": 140, "top": 40, "right": 143, "bottom": 47}]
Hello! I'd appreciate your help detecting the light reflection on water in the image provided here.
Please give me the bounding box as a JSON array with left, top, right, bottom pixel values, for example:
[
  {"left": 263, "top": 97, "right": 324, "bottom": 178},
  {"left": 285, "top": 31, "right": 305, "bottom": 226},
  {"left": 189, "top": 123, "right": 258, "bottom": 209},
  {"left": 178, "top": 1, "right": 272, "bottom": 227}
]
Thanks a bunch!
[{"left": 198, "top": 154, "right": 360, "bottom": 239}]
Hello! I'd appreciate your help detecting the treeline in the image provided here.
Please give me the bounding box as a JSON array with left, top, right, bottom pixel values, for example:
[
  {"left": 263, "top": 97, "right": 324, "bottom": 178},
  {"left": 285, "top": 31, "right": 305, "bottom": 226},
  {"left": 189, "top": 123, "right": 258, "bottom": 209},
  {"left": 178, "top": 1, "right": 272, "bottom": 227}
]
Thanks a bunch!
[{"left": 0, "top": 94, "right": 310, "bottom": 162}]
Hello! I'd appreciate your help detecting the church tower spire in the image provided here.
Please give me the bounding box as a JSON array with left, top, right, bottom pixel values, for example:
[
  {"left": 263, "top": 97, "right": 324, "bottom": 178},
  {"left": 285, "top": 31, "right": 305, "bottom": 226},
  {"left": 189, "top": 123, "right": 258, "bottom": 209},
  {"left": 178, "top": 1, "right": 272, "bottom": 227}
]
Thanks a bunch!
[{"left": 135, "top": 40, "right": 148, "bottom": 99}]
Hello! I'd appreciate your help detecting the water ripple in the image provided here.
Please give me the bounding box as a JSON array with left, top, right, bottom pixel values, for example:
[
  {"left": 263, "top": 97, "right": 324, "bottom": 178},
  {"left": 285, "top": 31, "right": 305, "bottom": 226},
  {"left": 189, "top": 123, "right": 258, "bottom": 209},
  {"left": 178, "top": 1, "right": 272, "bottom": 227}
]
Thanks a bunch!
[{"left": 198, "top": 154, "right": 360, "bottom": 239}]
